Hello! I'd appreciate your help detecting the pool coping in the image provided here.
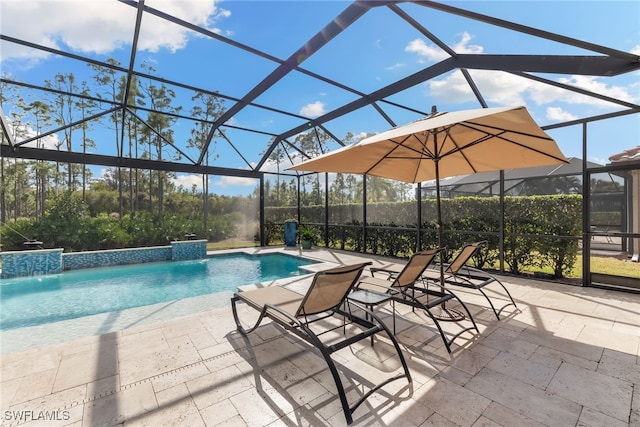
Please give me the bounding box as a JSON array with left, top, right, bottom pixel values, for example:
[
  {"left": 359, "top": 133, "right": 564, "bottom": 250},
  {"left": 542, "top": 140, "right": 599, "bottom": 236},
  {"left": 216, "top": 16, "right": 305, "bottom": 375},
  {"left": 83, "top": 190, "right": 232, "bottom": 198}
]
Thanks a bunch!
[{"left": 0, "top": 247, "right": 338, "bottom": 355}]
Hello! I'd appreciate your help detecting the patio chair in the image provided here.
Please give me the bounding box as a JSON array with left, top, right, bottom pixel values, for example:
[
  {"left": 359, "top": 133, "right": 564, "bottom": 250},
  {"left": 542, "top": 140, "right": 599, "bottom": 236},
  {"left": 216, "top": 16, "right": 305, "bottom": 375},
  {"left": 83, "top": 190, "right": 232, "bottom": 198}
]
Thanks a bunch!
[
  {"left": 429, "top": 241, "right": 518, "bottom": 320},
  {"left": 230, "top": 262, "right": 411, "bottom": 425},
  {"left": 357, "top": 249, "right": 479, "bottom": 353}
]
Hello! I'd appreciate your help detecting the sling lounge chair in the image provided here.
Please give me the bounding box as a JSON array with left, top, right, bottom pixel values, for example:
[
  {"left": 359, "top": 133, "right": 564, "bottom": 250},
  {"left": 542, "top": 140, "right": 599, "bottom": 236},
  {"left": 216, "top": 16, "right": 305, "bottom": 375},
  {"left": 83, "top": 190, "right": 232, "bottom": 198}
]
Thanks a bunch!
[
  {"left": 428, "top": 241, "right": 518, "bottom": 320},
  {"left": 231, "top": 262, "right": 411, "bottom": 425},
  {"left": 357, "top": 249, "right": 479, "bottom": 353}
]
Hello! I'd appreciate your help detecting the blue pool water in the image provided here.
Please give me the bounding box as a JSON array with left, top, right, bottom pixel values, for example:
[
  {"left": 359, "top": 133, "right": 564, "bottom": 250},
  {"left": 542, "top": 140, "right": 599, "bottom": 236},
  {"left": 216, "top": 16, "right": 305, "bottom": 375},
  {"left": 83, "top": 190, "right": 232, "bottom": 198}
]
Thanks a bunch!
[{"left": 0, "top": 253, "right": 316, "bottom": 331}]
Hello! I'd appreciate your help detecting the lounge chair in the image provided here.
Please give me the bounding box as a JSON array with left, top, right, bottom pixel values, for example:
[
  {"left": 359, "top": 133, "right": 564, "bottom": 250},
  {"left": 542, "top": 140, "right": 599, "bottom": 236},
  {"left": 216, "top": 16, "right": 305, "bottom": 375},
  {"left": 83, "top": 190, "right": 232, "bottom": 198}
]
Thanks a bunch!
[
  {"left": 357, "top": 249, "right": 479, "bottom": 353},
  {"left": 428, "top": 241, "right": 518, "bottom": 320},
  {"left": 231, "top": 262, "right": 411, "bottom": 425}
]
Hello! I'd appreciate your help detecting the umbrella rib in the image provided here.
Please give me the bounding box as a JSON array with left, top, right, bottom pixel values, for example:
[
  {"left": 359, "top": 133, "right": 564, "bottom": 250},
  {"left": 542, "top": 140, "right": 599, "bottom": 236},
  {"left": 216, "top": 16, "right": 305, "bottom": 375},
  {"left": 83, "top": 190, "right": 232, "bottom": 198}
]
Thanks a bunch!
[
  {"left": 444, "top": 128, "right": 478, "bottom": 174},
  {"left": 364, "top": 134, "right": 416, "bottom": 175},
  {"left": 382, "top": 135, "right": 437, "bottom": 160},
  {"left": 371, "top": 132, "right": 437, "bottom": 182},
  {"left": 495, "top": 135, "right": 568, "bottom": 163},
  {"left": 291, "top": 107, "right": 567, "bottom": 183},
  {"left": 439, "top": 121, "right": 567, "bottom": 164},
  {"left": 464, "top": 120, "right": 555, "bottom": 141}
]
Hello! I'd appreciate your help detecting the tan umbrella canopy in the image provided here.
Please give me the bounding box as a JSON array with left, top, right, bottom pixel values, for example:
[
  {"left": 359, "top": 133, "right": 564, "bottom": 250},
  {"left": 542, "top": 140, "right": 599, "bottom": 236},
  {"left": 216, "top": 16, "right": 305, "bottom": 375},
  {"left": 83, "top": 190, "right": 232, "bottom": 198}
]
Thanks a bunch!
[
  {"left": 290, "top": 105, "right": 568, "bottom": 320},
  {"left": 291, "top": 106, "right": 567, "bottom": 182},
  {"left": 290, "top": 105, "right": 568, "bottom": 247}
]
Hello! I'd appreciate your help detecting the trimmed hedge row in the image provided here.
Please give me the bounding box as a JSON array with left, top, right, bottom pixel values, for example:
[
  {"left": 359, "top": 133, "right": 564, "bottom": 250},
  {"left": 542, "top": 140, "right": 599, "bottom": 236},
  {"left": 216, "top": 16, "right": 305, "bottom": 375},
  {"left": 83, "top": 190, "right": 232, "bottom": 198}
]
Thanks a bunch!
[{"left": 265, "top": 195, "right": 583, "bottom": 278}]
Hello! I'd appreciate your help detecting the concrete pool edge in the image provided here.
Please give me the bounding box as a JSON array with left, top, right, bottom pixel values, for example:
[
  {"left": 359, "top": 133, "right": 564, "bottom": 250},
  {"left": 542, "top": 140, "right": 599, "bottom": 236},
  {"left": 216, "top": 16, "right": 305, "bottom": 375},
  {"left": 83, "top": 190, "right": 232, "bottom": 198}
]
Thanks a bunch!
[{"left": 0, "top": 247, "right": 339, "bottom": 355}]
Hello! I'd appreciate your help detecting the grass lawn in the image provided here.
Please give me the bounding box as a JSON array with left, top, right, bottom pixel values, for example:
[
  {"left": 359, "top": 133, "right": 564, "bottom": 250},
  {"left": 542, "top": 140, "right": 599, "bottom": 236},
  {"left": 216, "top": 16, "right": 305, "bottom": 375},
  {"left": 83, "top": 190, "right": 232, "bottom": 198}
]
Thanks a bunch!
[
  {"left": 503, "top": 254, "right": 639, "bottom": 280},
  {"left": 207, "top": 239, "right": 260, "bottom": 251},
  {"left": 570, "top": 255, "right": 639, "bottom": 278}
]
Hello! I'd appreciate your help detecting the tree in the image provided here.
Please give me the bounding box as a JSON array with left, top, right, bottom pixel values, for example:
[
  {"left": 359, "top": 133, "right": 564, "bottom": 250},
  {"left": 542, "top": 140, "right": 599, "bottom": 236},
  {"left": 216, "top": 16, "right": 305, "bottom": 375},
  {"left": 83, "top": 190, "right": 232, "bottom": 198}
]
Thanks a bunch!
[
  {"left": 366, "top": 176, "right": 397, "bottom": 202},
  {"left": 518, "top": 176, "right": 582, "bottom": 195},
  {"left": 75, "top": 82, "right": 97, "bottom": 200},
  {"left": 138, "top": 62, "right": 181, "bottom": 219},
  {"left": 45, "top": 72, "right": 79, "bottom": 193},
  {"left": 25, "top": 100, "right": 52, "bottom": 219},
  {"left": 187, "top": 90, "right": 226, "bottom": 229},
  {"left": 295, "top": 129, "right": 330, "bottom": 206},
  {"left": 329, "top": 173, "right": 348, "bottom": 204},
  {"left": 90, "top": 58, "right": 126, "bottom": 216},
  {"left": 1, "top": 88, "right": 31, "bottom": 220},
  {"left": 265, "top": 138, "right": 285, "bottom": 203},
  {"left": 39, "top": 191, "right": 90, "bottom": 249}
]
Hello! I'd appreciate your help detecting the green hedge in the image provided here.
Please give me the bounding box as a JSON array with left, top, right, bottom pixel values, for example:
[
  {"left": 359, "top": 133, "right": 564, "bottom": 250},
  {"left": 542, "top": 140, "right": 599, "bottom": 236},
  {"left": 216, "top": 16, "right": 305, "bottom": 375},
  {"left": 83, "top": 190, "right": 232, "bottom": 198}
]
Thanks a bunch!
[
  {"left": 0, "top": 193, "right": 237, "bottom": 252},
  {"left": 265, "top": 195, "right": 582, "bottom": 278},
  {"left": 3, "top": 193, "right": 582, "bottom": 279}
]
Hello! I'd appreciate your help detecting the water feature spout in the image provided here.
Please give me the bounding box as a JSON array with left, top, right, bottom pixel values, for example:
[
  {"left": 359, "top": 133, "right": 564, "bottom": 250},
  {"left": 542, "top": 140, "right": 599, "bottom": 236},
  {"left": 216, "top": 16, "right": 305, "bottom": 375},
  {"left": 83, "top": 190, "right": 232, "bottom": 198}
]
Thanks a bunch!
[{"left": 22, "top": 239, "right": 43, "bottom": 250}]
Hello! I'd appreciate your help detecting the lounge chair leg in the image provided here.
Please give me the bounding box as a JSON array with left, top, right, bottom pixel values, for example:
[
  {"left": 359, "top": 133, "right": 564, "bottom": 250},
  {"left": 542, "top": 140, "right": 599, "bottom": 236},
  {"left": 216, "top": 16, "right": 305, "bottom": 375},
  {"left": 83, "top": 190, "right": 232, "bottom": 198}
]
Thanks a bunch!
[
  {"left": 231, "top": 296, "right": 270, "bottom": 335},
  {"left": 421, "top": 308, "right": 454, "bottom": 353},
  {"left": 422, "top": 289, "right": 479, "bottom": 353},
  {"left": 473, "top": 278, "right": 518, "bottom": 320},
  {"left": 303, "top": 324, "right": 355, "bottom": 424},
  {"left": 230, "top": 263, "right": 414, "bottom": 425},
  {"left": 477, "top": 287, "right": 501, "bottom": 320},
  {"left": 494, "top": 279, "right": 518, "bottom": 316},
  {"left": 444, "top": 288, "right": 479, "bottom": 332},
  {"left": 340, "top": 307, "right": 412, "bottom": 420}
]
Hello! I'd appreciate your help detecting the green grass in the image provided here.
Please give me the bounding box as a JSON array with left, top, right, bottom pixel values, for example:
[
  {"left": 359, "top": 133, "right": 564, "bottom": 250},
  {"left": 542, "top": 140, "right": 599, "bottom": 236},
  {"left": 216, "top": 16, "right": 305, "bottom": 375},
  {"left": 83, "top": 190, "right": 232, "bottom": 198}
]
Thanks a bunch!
[
  {"left": 505, "top": 255, "right": 639, "bottom": 279},
  {"left": 575, "top": 255, "right": 639, "bottom": 278},
  {"left": 206, "top": 239, "right": 260, "bottom": 251}
]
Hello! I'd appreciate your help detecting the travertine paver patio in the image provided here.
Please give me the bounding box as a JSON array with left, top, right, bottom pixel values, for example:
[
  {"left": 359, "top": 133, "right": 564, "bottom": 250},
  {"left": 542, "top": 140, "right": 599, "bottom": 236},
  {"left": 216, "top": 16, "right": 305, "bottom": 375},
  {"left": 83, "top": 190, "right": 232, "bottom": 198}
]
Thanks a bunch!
[{"left": 1, "top": 248, "right": 639, "bottom": 426}]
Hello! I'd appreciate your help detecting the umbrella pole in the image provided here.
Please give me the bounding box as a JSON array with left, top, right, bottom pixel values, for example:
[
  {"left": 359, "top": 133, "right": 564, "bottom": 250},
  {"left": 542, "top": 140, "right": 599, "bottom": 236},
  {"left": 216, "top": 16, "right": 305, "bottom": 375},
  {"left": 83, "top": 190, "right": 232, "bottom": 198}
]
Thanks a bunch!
[{"left": 432, "top": 152, "right": 465, "bottom": 322}]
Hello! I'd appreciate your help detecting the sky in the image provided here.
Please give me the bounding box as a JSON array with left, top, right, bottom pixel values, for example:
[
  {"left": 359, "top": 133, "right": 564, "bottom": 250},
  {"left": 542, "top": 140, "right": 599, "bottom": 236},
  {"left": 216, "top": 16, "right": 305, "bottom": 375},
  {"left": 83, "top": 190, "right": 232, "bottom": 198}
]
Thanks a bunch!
[{"left": 1, "top": 0, "right": 639, "bottom": 197}]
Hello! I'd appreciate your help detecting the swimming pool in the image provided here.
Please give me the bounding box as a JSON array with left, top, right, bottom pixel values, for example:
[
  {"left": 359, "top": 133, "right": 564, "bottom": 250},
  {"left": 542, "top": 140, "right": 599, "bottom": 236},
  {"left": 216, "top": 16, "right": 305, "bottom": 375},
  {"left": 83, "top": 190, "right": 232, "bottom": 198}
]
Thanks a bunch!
[{"left": 0, "top": 252, "right": 317, "bottom": 331}]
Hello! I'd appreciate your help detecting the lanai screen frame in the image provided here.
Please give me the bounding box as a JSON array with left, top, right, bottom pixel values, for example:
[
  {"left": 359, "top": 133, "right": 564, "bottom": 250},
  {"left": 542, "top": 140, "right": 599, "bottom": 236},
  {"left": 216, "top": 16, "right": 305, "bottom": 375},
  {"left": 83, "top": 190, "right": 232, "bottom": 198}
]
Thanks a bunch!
[{"left": 1, "top": 0, "right": 640, "bottom": 288}]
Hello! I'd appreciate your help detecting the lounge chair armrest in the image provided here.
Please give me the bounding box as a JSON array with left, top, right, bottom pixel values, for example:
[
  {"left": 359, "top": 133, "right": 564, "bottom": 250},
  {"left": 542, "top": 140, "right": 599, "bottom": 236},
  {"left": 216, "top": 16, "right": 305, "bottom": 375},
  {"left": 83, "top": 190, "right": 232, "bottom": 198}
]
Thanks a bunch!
[
  {"left": 370, "top": 266, "right": 401, "bottom": 279},
  {"left": 263, "top": 303, "right": 302, "bottom": 326},
  {"left": 356, "top": 276, "right": 404, "bottom": 297}
]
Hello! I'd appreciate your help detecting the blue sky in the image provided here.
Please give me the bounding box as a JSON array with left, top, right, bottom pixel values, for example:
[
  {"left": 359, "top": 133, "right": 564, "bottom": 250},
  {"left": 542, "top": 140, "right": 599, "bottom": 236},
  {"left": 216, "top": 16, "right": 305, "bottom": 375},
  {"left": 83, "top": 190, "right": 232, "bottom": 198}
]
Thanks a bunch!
[{"left": 1, "top": 0, "right": 639, "bottom": 196}]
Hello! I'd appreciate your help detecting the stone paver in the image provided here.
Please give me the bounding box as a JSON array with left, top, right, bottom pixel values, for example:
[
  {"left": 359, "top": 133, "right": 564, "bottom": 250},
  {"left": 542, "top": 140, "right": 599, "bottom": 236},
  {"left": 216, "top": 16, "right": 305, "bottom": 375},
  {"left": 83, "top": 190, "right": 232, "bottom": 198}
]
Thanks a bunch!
[{"left": 1, "top": 248, "right": 639, "bottom": 427}]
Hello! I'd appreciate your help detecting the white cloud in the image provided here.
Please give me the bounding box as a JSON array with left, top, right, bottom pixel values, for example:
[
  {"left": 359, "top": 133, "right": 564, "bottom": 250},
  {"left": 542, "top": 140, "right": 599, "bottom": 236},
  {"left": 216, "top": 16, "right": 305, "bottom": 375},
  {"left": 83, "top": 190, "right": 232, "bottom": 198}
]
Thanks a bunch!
[
  {"left": 452, "top": 32, "right": 484, "bottom": 54},
  {"left": 171, "top": 173, "right": 258, "bottom": 192},
  {"left": 172, "top": 174, "right": 203, "bottom": 191},
  {"left": 427, "top": 69, "right": 638, "bottom": 111},
  {"left": 300, "top": 101, "right": 326, "bottom": 118},
  {"left": 588, "top": 156, "right": 607, "bottom": 166},
  {"left": 546, "top": 107, "right": 577, "bottom": 122},
  {"left": 408, "top": 32, "right": 638, "bottom": 113},
  {"left": 92, "top": 170, "right": 256, "bottom": 195},
  {"left": 214, "top": 176, "right": 257, "bottom": 187},
  {"left": 556, "top": 75, "right": 637, "bottom": 104},
  {"left": 353, "top": 132, "right": 369, "bottom": 141},
  {"left": 3, "top": 117, "right": 59, "bottom": 149},
  {"left": 405, "top": 39, "right": 447, "bottom": 62},
  {"left": 405, "top": 32, "right": 483, "bottom": 62},
  {"left": 385, "top": 63, "right": 406, "bottom": 71},
  {"left": 259, "top": 158, "right": 281, "bottom": 174},
  {"left": 0, "top": 0, "right": 229, "bottom": 64},
  {"left": 429, "top": 69, "right": 530, "bottom": 105}
]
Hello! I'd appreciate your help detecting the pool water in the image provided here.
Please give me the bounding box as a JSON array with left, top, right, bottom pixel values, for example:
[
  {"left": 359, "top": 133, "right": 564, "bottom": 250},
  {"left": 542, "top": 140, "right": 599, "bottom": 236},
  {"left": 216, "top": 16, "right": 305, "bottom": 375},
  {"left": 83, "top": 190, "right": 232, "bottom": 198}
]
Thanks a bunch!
[{"left": 0, "top": 252, "right": 316, "bottom": 331}]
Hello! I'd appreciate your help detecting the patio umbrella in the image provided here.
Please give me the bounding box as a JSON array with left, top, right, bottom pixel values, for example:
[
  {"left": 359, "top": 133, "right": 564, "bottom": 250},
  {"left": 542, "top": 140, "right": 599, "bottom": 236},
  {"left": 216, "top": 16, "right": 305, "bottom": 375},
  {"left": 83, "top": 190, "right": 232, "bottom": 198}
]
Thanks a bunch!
[
  {"left": 290, "top": 105, "right": 567, "bottom": 247},
  {"left": 290, "top": 105, "right": 568, "bottom": 319}
]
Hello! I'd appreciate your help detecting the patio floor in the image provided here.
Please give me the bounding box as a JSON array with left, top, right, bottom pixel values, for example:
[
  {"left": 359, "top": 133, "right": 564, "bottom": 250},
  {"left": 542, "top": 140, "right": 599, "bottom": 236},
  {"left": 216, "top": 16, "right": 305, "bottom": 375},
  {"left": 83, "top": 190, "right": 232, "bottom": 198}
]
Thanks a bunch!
[{"left": 1, "top": 247, "right": 639, "bottom": 427}]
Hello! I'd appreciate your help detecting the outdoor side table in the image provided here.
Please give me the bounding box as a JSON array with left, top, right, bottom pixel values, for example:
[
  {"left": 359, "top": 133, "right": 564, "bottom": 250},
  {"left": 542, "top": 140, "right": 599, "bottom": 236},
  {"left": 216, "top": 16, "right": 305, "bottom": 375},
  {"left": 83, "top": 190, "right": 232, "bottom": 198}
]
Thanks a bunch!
[{"left": 347, "top": 289, "right": 395, "bottom": 344}]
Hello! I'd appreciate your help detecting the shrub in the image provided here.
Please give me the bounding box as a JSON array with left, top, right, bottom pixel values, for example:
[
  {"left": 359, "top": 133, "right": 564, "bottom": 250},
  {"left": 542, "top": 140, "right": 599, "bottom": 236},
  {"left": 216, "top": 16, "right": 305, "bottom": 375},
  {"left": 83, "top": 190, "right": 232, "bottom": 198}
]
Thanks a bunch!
[{"left": 0, "top": 218, "right": 37, "bottom": 251}]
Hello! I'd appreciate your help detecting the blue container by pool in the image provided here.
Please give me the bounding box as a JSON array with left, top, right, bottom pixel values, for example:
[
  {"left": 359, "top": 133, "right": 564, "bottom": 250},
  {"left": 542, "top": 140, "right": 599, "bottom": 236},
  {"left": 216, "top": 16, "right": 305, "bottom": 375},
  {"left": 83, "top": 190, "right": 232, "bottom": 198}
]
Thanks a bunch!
[{"left": 284, "top": 220, "right": 297, "bottom": 246}]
